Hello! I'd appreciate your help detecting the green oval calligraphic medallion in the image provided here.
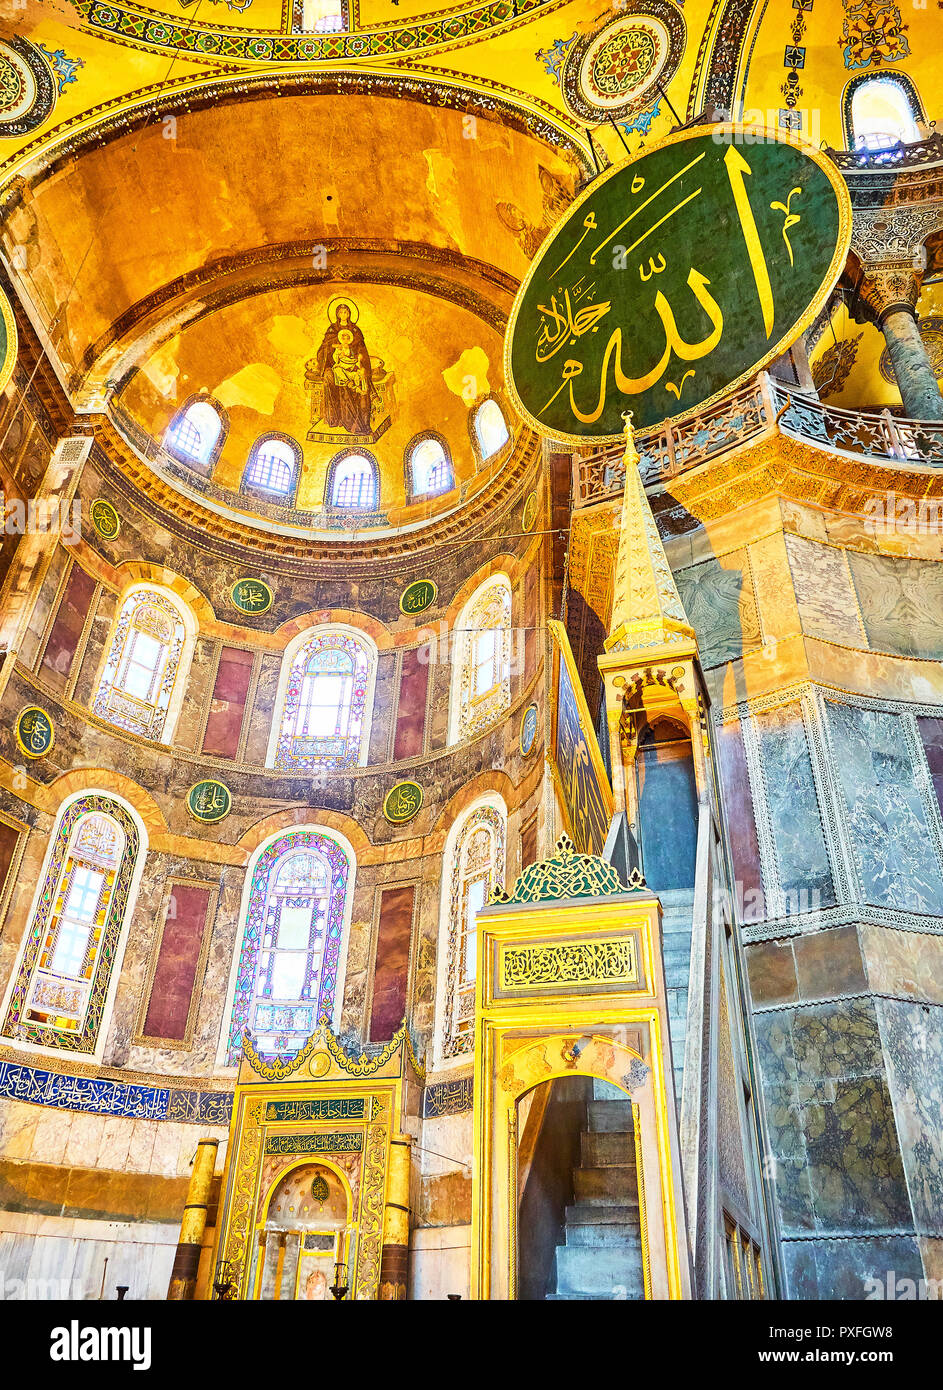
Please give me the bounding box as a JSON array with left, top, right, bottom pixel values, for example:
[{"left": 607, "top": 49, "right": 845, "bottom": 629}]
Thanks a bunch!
[
  {"left": 187, "top": 779, "right": 232, "bottom": 824},
  {"left": 383, "top": 780, "right": 423, "bottom": 825},
  {"left": 15, "top": 705, "right": 54, "bottom": 759},
  {"left": 399, "top": 579, "right": 437, "bottom": 616},
  {"left": 506, "top": 124, "right": 852, "bottom": 441},
  {"left": 90, "top": 499, "right": 121, "bottom": 541},
  {"left": 231, "top": 577, "right": 274, "bottom": 615}
]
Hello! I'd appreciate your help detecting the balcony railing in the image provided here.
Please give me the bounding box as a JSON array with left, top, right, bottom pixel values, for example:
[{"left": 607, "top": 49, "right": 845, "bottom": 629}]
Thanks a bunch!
[
  {"left": 825, "top": 132, "right": 943, "bottom": 171},
  {"left": 573, "top": 374, "right": 943, "bottom": 507}
]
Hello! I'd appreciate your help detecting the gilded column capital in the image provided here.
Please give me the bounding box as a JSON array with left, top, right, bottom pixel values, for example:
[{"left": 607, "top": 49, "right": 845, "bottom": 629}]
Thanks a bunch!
[{"left": 854, "top": 261, "right": 922, "bottom": 327}]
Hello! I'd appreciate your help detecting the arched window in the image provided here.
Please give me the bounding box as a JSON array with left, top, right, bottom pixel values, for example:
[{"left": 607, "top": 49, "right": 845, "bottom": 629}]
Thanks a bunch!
[
  {"left": 850, "top": 75, "right": 922, "bottom": 151},
  {"left": 244, "top": 436, "right": 300, "bottom": 499},
  {"left": 223, "top": 829, "right": 353, "bottom": 1064},
  {"left": 438, "top": 801, "right": 506, "bottom": 1059},
  {"left": 271, "top": 629, "right": 374, "bottom": 770},
  {"left": 327, "top": 452, "right": 379, "bottom": 509},
  {"left": 93, "top": 586, "right": 192, "bottom": 742},
  {"left": 1, "top": 794, "right": 142, "bottom": 1055},
  {"left": 408, "top": 435, "right": 454, "bottom": 499},
  {"left": 449, "top": 574, "right": 513, "bottom": 743},
  {"left": 164, "top": 399, "right": 224, "bottom": 468},
  {"left": 473, "top": 398, "right": 510, "bottom": 461}
]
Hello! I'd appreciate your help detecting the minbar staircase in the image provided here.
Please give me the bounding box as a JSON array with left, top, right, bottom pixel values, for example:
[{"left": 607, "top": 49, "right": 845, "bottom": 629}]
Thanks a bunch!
[
  {"left": 550, "top": 1082, "right": 645, "bottom": 1300},
  {"left": 659, "top": 887, "right": 696, "bottom": 1114}
]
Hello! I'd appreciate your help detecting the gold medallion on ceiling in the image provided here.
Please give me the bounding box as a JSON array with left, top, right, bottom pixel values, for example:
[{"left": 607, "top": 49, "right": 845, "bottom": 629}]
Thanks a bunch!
[{"left": 560, "top": 3, "right": 685, "bottom": 128}]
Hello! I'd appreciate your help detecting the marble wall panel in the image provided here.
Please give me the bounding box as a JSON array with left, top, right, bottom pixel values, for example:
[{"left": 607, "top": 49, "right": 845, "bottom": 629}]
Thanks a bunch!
[
  {"left": 825, "top": 701, "right": 943, "bottom": 914},
  {"left": 715, "top": 720, "right": 764, "bottom": 920},
  {"left": 860, "top": 925, "right": 943, "bottom": 1006},
  {"left": 754, "top": 703, "right": 836, "bottom": 912},
  {"left": 39, "top": 561, "right": 97, "bottom": 693},
  {"left": 675, "top": 550, "right": 763, "bottom": 669},
  {"left": 877, "top": 997, "right": 943, "bottom": 1237},
  {"left": 0, "top": 1220, "right": 179, "bottom": 1300},
  {"left": 241, "top": 652, "right": 281, "bottom": 765},
  {"left": 409, "top": 1225, "right": 470, "bottom": 1301},
  {"left": 753, "top": 998, "right": 912, "bottom": 1244},
  {"left": 71, "top": 585, "right": 115, "bottom": 708},
  {"left": 746, "top": 926, "right": 867, "bottom": 1009},
  {"left": 173, "top": 635, "right": 217, "bottom": 752},
  {"left": 847, "top": 551, "right": 943, "bottom": 659},
  {"left": 782, "top": 1235, "right": 925, "bottom": 1300},
  {"left": 783, "top": 534, "right": 868, "bottom": 647},
  {"left": 749, "top": 530, "right": 802, "bottom": 645},
  {"left": 201, "top": 646, "right": 253, "bottom": 758},
  {"left": 367, "top": 650, "right": 397, "bottom": 766},
  {"left": 19, "top": 545, "right": 69, "bottom": 672}
]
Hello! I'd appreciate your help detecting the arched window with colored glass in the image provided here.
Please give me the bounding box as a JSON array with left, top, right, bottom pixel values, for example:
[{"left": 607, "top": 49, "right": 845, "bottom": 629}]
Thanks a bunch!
[
  {"left": 244, "top": 435, "right": 300, "bottom": 500},
  {"left": 93, "top": 586, "right": 193, "bottom": 742},
  {"left": 1, "top": 794, "right": 142, "bottom": 1055},
  {"left": 438, "top": 800, "right": 506, "bottom": 1060},
  {"left": 327, "top": 452, "right": 379, "bottom": 509},
  {"left": 449, "top": 574, "right": 513, "bottom": 743},
  {"left": 164, "top": 399, "right": 225, "bottom": 469},
  {"left": 472, "top": 398, "right": 510, "bottom": 462},
  {"left": 408, "top": 435, "right": 454, "bottom": 499},
  {"left": 223, "top": 829, "right": 353, "bottom": 1064},
  {"left": 271, "top": 629, "right": 374, "bottom": 770}
]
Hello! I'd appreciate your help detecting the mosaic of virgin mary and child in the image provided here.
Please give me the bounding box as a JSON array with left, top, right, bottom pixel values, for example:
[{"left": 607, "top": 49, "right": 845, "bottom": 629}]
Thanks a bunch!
[{"left": 306, "top": 297, "right": 394, "bottom": 443}]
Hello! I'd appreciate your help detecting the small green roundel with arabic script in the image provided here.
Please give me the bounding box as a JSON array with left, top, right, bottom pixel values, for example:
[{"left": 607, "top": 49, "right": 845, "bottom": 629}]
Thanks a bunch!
[{"left": 505, "top": 124, "right": 851, "bottom": 443}]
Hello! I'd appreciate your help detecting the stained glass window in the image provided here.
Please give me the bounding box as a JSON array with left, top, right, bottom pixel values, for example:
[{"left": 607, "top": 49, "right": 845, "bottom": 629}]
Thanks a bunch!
[
  {"left": 93, "top": 588, "right": 189, "bottom": 742},
  {"left": 473, "top": 399, "right": 509, "bottom": 460},
  {"left": 409, "top": 437, "right": 453, "bottom": 498},
  {"left": 441, "top": 804, "right": 505, "bottom": 1058},
  {"left": 329, "top": 454, "right": 378, "bottom": 509},
  {"left": 273, "top": 631, "right": 372, "bottom": 770},
  {"left": 452, "top": 575, "right": 512, "bottom": 742},
  {"left": 1, "top": 796, "right": 140, "bottom": 1054},
  {"left": 164, "top": 401, "right": 223, "bottom": 466},
  {"left": 225, "top": 831, "right": 351, "bottom": 1064},
  {"left": 245, "top": 437, "right": 297, "bottom": 496}
]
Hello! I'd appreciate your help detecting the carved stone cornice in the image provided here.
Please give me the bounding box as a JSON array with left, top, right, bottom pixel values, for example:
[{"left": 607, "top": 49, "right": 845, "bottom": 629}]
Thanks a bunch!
[
  {"left": 851, "top": 203, "right": 943, "bottom": 266},
  {"left": 79, "top": 413, "right": 543, "bottom": 572}
]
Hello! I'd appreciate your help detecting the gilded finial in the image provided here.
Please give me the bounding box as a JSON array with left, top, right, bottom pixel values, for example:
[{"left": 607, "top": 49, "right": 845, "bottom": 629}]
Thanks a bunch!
[{"left": 621, "top": 410, "right": 640, "bottom": 471}]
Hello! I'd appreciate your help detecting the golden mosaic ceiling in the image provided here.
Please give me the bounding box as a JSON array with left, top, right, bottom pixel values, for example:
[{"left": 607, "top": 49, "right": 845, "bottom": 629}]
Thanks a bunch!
[{"left": 0, "top": 0, "right": 939, "bottom": 486}]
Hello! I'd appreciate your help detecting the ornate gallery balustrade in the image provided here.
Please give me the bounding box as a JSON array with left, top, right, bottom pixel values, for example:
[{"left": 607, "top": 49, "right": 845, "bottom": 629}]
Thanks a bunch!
[
  {"left": 571, "top": 373, "right": 943, "bottom": 508},
  {"left": 825, "top": 132, "right": 943, "bottom": 172}
]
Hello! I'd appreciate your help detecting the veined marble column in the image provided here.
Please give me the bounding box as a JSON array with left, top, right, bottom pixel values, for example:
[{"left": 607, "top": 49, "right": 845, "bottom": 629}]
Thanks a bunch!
[{"left": 858, "top": 263, "right": 943, "bottom": 422}]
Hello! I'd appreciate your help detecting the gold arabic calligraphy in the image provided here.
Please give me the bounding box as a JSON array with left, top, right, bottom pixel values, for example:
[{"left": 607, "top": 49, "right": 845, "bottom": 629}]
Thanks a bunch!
[{"left": 533, "top": 146, "right": 802, "bottom": 423}]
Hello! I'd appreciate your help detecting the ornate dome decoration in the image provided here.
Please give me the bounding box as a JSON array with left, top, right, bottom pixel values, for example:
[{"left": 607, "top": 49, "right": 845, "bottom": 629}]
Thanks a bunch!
[
  {"left": 560, "top": 3, "right": 685, "bottom": 127},
  {"left": 0, "top": 38, "right": 55, "bottom": 138}
]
